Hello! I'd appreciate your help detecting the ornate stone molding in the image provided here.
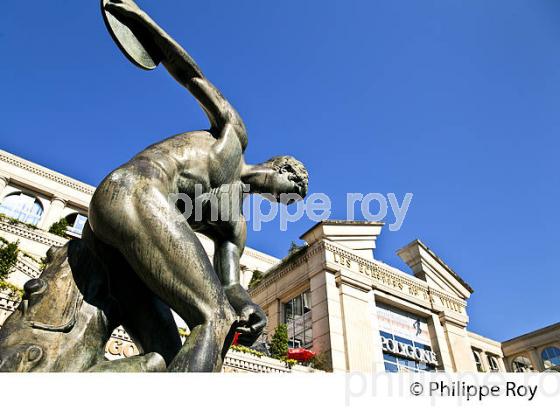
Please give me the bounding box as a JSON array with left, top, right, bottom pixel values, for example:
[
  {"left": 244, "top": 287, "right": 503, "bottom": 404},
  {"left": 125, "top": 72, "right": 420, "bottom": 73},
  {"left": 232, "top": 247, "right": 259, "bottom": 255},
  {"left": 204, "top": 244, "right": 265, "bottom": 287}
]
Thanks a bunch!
[
  {"left": 243, "top": 248, "right": 280, "bottom": 266},
  {"left": 249, "top": 241, "right": 326, "bottom": 296},
  {"left": 223, "top": 350, "right": 292, "bottom": 373},
  {"left": 50, "top": 196, "right": 67, "bottom": 206},
  {"left": 429, "top": 288, "right": 467, "bottom": 313},
  {"left": 324, "top": 242, "right": 469, "bottom": 312},
  {"left": 0, "top": 219, "right": 67, "bottom": 248},
  {"left": 0, "top": 151, "right": 95, "bottom": 196},
  {"left": 223, "top": 350, "right": 317, "bottom": 373},
  {"left": 15, "top": 256, "right": 42, "bottom": 279},
  {"left": 325, "top": 242, "right": 429, "bottom": 291},
  {"left": 250, "top": 239, "right": 468, "bottom": 315},
  {"left": 335, "top": 269, "right": 373, "bottom": 292},
  {"left": 0, "top": 293, "right": 19, "bottom": 313}
]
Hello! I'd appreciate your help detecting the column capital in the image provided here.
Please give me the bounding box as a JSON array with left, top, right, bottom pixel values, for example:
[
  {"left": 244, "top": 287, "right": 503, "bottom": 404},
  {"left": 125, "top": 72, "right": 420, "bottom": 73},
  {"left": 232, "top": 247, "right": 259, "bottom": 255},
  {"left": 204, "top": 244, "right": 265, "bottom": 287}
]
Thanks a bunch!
[
  {"left": 51, "top": 196, "right": 67, "bottom": 206},
  {"left": 38, "top": 195, "right": 68, "bottom": 230},
  {"left": 438, "top": 312, "right": 469, "bottom": 328},
  {"left": 0, "top": 174, "right": 10, "bottom": 199},
  {"left": 335, "top": 268, "right": 373, "bottom": 293}
]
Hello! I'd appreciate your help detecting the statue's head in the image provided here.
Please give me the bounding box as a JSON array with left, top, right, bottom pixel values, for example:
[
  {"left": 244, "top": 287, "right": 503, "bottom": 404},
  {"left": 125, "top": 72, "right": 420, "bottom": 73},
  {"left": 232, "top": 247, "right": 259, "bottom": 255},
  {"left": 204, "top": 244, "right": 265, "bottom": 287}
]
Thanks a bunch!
[{"left": 259, "top": 156, "right": 308, "bottom": 204}]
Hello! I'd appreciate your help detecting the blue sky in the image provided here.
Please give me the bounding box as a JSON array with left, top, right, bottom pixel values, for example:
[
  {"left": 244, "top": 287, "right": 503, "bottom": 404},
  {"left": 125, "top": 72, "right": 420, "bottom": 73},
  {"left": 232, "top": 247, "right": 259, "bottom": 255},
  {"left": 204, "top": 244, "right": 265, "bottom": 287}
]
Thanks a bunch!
[{"left": 1, "top": 0, "right": 559, "bottom": 342}]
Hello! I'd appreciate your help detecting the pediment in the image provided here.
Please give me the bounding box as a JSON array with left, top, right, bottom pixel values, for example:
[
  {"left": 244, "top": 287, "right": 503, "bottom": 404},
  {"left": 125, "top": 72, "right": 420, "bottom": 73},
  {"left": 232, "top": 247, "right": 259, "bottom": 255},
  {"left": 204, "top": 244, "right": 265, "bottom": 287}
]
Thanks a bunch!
[{"left": 397, "top": 240, "right": 473, "bottom": 300}]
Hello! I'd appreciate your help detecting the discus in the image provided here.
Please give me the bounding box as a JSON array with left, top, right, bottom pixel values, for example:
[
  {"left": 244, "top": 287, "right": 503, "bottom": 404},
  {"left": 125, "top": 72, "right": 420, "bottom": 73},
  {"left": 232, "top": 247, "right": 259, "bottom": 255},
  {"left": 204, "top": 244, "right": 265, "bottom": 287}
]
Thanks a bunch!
[{"left": 101, "top": 0, "right": 161, "bottom": 70}]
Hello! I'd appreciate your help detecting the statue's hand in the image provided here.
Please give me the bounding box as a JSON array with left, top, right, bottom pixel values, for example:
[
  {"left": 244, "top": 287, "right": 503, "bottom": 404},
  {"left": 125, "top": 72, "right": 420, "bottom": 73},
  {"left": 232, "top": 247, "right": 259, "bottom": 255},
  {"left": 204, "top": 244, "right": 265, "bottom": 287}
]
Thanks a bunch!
[
  {"left": 225, "top": 284, "right": 267, "bottom": 346},
  {"left": 105, "top": 0, "right": 145, "bottom": 21},
  {"left": 235, "top": 302, "right": 268, "bottom": 347}
]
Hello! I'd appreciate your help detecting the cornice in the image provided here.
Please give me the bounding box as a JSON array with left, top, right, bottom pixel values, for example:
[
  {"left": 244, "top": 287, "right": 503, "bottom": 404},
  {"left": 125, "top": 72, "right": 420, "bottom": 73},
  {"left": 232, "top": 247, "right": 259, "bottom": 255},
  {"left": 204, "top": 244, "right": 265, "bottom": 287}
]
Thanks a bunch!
[
  {"left": 325, "top": 242, "right": 430, "bottom": 292},
  {"left": 0, "top": 150, "right": 95, "bottom": 196},
  {"left": 249, "top": 241, "right": 326, "bottom": 297},
  {"left": 250, "top": 239, "right": 468, "bottom": 316},
  {"left": 502, "top": 322, "right": 560, "bottom": 346},
  {"left": 243, "top": 247, "right": 280, "bottom": 267}
]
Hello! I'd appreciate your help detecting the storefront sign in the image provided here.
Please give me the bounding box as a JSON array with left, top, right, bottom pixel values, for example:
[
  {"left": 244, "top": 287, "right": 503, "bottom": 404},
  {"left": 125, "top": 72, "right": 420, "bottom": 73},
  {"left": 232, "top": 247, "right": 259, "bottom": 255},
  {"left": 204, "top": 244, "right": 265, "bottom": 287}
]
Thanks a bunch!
[
  {"left": 381, "top": 335, "right": 438, "bottom": 365},
  {"left": 106, "top": 338, "right": 139, "bottom": 358}
]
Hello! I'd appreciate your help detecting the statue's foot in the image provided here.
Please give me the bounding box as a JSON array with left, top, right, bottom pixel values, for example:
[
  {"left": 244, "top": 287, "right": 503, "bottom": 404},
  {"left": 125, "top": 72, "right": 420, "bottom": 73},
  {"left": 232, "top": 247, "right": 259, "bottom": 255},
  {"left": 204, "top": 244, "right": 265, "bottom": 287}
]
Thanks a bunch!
[{"left": 87, "top": 352, "right": 166, "bottom": 372}]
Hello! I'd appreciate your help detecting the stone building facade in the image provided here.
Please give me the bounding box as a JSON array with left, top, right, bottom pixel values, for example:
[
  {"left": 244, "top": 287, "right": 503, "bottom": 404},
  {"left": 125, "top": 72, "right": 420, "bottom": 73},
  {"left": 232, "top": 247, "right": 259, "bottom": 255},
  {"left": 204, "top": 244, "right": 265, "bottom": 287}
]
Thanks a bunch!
[
  {"left": 501, "top": 323, "right": 560, "bottom": 372},
  {"left": 249, "top": 222, "right": 558, "bottom": 373}
]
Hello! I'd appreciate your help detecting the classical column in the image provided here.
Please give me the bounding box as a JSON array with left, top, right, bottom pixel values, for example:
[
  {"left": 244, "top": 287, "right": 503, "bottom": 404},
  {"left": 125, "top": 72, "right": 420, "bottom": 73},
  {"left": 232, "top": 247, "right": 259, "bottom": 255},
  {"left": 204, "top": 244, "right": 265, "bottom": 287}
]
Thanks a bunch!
[
  {"left": 0, "top": 175, "right": 9, "bottom": 200},
  {"left": 440, "top": 317, "right": 478, "bottom": 372},
  {"left": 481, "top": 352, "right": 505, "bottom": 372},
  {"left": 335, "top": 268, "right": 384, "bottom": 372},
  {"left": 428, "top": 313, "right": 455, "bottom": 371},
  {"left": 528, "top": 347, "right": 545, "bottom": 372},
  {"left": 496, "top": 356, "right": 506, "bottom": 372},
  {"left": 240, "top": 267, "right": 253, "bottom": 289},
  {"left": 480, "top": 352, "right": 491, "bottom": 372},
  {"left": 40, "top": 196, "right": 67, "bottom": 230},
  {"left": 309, "top": 270, "right": 347, "bottom": 372},
  {"left": 265, "top": 298, "right": 281, "bottom": 341}
]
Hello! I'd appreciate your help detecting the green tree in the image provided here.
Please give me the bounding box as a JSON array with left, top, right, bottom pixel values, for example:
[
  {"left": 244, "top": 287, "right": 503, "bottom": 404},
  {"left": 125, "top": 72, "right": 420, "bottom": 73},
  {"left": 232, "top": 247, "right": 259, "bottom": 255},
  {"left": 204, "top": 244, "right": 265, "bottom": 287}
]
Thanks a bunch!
[
  {"left": 248, "top": 270, "right": 264, "bottom": 289},
  {"left": 0, "top": 239, "right": 19, "bottom": 280},
  {"left": 49, "top": 218, "right": 69, "bottom": 238},
  {"left": 310, "top": 351, "right": 331, "bottom": 371},
  {"left": 269, "top": 323, "right": 289, "bottom": 360}
]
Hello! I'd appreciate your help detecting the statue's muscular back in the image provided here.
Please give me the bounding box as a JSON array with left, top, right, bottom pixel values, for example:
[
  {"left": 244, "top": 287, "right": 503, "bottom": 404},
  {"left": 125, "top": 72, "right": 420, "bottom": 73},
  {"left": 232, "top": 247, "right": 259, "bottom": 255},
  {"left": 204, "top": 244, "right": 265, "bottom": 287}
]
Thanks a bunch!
[
  {"left": 88, "top": 125, "right": 245, "bottom": 246},
  {"left": 131, "top": 128, "right": 241, "bottom": 188}
]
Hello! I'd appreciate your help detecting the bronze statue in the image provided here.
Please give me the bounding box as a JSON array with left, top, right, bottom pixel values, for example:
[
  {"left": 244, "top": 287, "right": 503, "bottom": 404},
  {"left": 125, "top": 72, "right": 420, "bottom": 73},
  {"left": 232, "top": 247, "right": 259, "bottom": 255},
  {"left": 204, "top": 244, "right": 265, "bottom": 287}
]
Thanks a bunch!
[{"left": 0, "top": 0, "right": 308, "bottom": 372}]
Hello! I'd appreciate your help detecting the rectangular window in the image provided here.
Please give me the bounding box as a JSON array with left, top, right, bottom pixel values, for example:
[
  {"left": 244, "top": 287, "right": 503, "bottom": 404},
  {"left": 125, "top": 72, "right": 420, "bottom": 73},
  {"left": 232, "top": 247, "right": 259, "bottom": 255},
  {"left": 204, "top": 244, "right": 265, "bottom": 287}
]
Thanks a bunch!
[
  {"left": 283, "top": 291, "right": 313, "bottom": 349},
  {"left": 384, "top": 362, "right": 399, "bottom": 372}
]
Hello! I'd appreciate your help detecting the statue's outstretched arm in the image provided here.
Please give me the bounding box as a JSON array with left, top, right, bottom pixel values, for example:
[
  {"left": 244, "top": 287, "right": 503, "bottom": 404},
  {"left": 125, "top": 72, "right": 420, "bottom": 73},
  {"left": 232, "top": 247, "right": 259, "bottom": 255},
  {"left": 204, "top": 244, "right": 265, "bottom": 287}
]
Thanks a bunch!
[{"left": 105, "top": 0, "right": 247, "bottom": 148}]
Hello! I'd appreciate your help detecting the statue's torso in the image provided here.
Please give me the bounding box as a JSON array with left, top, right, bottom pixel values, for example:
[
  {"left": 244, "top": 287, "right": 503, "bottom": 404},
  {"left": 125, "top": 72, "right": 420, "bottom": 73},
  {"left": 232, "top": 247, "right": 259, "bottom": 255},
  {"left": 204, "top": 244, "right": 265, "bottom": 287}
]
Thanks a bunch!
[{"left": 97, "top": 129, "right": 246, "bottom": 237}]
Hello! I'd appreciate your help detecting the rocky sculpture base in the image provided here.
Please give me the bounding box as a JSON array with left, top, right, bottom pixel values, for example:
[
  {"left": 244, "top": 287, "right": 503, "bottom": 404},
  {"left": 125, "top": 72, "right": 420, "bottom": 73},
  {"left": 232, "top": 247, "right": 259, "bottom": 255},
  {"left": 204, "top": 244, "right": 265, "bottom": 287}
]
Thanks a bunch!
[{"left": 0, "top": 240, "right": 165, "bottom": 372}]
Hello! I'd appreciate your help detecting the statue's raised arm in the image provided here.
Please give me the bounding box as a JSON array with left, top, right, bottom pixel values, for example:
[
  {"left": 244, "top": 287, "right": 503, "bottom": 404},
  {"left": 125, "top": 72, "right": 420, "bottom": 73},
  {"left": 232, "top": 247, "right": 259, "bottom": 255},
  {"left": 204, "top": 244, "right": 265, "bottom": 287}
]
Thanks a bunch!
[{"left": 103, "top": 0, "right": 248, "bottom": 150}]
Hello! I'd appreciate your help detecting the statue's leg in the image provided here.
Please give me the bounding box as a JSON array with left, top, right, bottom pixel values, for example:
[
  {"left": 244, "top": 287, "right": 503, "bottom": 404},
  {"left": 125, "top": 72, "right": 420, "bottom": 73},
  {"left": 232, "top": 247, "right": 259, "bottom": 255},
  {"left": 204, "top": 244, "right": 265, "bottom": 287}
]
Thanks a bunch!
[
  {"left": 88, "top": 184, "right": 237, "bottom": 372},
  {"left": 83, "top": 223, "right": 183, "bottom": 366}
]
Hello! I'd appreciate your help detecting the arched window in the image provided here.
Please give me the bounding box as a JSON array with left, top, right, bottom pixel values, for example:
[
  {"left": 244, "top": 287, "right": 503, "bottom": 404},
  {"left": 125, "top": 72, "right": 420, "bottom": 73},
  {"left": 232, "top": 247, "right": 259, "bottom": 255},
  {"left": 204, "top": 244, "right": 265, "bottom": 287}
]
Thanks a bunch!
[
  {"left": 488, "top": 356, "right": 500, "bottom": 372},
  {"left": 472, "top": 350, "right": 484, "bottom": 372},
  {"left": 65, "top": 213, "right": 88, "bottom": 237},
  {"left": 0, "top": 192, "right": 44, "bottom": 226},
  {"left": 512, "top": 356, "right": 533, "bottom": 373},
  {"left": 541, "top": 346, "right": 560, "bottom": 370}
]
